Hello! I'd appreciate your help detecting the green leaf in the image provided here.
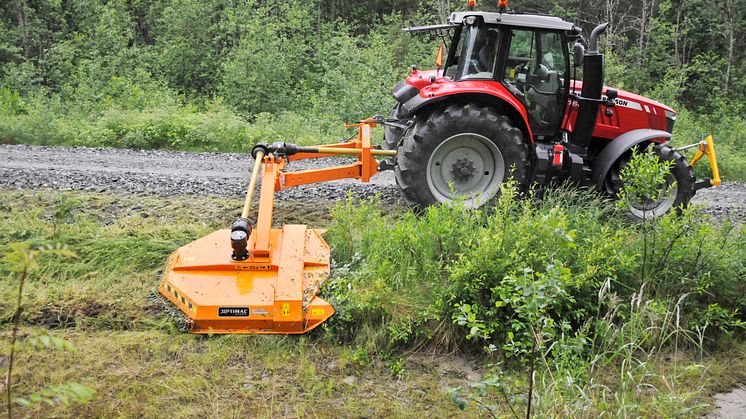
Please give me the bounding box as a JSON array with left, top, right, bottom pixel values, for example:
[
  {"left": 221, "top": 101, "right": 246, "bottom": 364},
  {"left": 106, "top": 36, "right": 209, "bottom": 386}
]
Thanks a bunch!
[{"left": 14, "top": 398, "right": 31, "bottom": 407}]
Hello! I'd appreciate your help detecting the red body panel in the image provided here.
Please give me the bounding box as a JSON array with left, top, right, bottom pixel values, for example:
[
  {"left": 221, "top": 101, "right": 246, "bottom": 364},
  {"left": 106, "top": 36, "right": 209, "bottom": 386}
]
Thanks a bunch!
[
  {"left": 404, "top": 70, "right": 674, "bottom": 143},
  {"left": 406, "top": 69, "right": 535, "bottom": 141},
  {"left": 564, "top": 80, "right": 674, "bottom": 141}
]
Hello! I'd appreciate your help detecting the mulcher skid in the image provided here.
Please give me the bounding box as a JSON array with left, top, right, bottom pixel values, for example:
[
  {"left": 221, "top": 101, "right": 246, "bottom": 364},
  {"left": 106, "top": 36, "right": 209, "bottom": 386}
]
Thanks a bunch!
[{"left": 158, "top": 120, "right": 397, "bottom": 334}]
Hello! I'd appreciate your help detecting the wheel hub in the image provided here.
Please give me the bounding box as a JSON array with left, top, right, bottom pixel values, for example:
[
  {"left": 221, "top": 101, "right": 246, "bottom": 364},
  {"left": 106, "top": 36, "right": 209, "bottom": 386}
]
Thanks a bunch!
[
  {"left": 425, "top": 132, "right": 505, "bottom": 208},
  {"left": 452, "top": 158, "right": 476, "bottom": 182}
]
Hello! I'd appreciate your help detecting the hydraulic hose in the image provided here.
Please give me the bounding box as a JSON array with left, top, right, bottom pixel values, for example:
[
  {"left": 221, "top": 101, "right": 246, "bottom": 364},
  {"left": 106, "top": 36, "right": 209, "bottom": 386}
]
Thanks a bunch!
[{"left": 231, "top": 150, "right": 264, "bottom": 261}]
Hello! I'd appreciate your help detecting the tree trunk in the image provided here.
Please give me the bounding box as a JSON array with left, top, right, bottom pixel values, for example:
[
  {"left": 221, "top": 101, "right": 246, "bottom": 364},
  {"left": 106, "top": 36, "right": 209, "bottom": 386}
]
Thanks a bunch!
[
  {"left": 12, "top": 0, "right": 29, "bottom": 58},
  {"left": 639, "top": 0, "right": 647, "bottom": 64},
  {"left": 725, "top": 31, "right": 735, "bottom": 95},
  {"left": 724, "top": 0, "right": 738, "bottom": 95},
  {"left": 436, "top": 0, "right": 448, "bottom": 24},
  {"left": 674, "top": 0, "right": 683, "bottom": 66}
]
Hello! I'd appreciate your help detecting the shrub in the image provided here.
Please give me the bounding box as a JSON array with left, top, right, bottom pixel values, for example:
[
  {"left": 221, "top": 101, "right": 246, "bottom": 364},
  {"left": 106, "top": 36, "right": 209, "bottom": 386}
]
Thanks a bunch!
[{"left": 323, "top": 186, "right": 745, "bottom": 354}]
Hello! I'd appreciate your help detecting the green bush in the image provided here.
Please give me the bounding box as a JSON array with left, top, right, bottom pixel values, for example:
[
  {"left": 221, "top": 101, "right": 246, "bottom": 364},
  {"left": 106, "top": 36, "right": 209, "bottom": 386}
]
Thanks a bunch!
[
  {"left": 323, "top": 186, "right": 746, "bottom": 354},
  {"left": 0, "top": 86, "right": 346, "bottom": 151},
  {"left": 672, "top": 107, "right": 746, "bottom": 182}
]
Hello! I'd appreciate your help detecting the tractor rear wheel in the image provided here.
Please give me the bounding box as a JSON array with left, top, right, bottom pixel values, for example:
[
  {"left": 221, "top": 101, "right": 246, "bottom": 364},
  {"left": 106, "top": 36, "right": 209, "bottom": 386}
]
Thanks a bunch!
[
  {"left": 395, "top": 103, "right": 530, "bottom": 209},
  {"left": 607, "top": 143, "right": 695, "bottom": 220}
]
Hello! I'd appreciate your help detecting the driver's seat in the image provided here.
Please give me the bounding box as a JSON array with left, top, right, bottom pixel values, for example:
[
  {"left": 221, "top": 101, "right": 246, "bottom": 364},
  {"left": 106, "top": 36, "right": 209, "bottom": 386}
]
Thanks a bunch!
[
  {"left": 526, "top": 67, "right": 562, "bottom": 131},
  {"left": 477, "top": 31, "right": 499, "bottom": 73}
]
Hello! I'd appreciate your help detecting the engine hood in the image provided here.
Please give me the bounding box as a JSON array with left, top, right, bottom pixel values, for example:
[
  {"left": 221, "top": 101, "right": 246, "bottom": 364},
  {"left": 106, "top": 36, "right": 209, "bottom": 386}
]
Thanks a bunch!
[{"left": 571, "top": 80, "right": 675, "bottom": 115}]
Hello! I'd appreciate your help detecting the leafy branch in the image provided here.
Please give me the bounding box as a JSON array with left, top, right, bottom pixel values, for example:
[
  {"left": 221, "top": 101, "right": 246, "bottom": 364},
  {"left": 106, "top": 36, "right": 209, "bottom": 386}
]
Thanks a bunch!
[{"left": 3, "top": 242, "right": 93, "bottom": 417}]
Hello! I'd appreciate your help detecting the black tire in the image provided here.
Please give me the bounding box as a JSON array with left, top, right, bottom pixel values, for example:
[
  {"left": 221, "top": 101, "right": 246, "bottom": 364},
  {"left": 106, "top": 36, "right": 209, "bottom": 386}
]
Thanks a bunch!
[
  {"left": 395, "top": 102, "right": 530, "bottom": 210},
  {"left": 612, "top": 143, "right": 695, "bottom": 221}
]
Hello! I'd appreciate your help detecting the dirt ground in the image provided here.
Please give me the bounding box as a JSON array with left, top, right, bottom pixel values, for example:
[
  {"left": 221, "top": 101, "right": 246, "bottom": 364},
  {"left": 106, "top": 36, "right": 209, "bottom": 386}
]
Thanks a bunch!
[{"left": 710, "top": 387, "right": 746, "bottom": 418}]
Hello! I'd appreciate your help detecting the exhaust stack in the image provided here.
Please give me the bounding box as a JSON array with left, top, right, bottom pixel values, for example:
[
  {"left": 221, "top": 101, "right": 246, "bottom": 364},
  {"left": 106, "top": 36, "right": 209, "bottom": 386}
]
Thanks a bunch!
[{"left": 571, "top": 23, "right": 608, "bottom": 149}]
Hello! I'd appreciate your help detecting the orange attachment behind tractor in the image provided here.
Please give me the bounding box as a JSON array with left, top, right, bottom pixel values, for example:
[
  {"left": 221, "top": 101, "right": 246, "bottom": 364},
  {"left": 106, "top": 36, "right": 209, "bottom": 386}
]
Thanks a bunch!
[{"left": 158, "top": 120, "right": 397, "bottom": 334}]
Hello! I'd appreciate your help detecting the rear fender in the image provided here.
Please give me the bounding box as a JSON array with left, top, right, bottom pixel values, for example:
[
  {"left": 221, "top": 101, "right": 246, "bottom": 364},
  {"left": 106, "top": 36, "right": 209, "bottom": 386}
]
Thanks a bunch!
[
  {"left": 592, "top": 129, "right": 672, "bottom": 190},
  {"left": 399, "top": 89, "right": 534, "bottom": 143}
]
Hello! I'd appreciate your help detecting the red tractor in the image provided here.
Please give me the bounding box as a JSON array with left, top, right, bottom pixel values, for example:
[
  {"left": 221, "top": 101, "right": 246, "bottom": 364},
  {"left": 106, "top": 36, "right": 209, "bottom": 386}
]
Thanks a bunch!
[{"left": 384, "top": 5, "right": 720, "bottom": 219}]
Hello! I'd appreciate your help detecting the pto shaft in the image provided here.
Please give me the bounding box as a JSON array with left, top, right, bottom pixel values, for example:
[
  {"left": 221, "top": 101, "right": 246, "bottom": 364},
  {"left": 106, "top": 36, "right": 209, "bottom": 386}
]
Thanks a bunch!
[
  {"left": 241, "top": 150, "right": 265, "bottom": 219},
  {"left": 252, "top": 141, "right": 397, "bottom": 158},
  {"left": 231, "top": 150, "right": 265, "bottom": 261}
]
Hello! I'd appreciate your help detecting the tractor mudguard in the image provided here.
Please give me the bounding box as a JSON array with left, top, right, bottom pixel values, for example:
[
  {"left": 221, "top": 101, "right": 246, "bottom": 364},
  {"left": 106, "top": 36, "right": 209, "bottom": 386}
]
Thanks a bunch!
[
  {"left": 392, "top": 81, "right": 420, "bottom": 104},
  {"left": 591, "top": 128, "right": 672, "bottom": 190},
  {"left": 396, "top": 84, "right": 534, "bottom": 142}
]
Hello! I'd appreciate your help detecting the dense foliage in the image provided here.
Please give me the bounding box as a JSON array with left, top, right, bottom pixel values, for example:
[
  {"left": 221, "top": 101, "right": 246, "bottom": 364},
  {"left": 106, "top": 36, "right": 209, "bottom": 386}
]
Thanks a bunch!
[
  {"left": 0, "top": 0, "right": 744, "bottom": 179},
  {"left": 323, "top": 185, "right": 745, "bottom": 415},
  {"left": 324, "top": 186, "right": 745, "bottom": 352}
]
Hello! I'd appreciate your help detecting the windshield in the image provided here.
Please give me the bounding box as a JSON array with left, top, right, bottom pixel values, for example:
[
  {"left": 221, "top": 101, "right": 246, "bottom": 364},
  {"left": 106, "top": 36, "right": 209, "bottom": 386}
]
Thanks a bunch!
[{"left": 452, "top": 25, "right": 500, "bottom": 80}]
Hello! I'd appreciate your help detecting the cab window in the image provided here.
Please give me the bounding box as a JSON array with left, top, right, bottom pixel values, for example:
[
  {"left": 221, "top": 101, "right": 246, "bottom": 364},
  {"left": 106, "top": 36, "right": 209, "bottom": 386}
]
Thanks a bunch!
[
  {"left": 452, "top": 25, "right": 500, "bottom": 81},
  {"left": 503, "top": 29, "right": 568, "bottom": 135}
]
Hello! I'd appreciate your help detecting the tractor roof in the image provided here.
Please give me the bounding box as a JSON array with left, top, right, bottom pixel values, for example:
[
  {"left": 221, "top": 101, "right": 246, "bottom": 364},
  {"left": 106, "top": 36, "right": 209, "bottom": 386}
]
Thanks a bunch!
[
  {"left": 402, "top": 12, "right": 579, "bottom": 35},
  {"left": 449, "top": 11, "right": 577, "bottom": 31}
]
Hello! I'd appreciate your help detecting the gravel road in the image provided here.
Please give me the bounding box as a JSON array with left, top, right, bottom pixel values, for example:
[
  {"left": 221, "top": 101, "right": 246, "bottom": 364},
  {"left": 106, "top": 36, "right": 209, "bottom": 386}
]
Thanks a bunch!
[
  {"left": 0, "top": 144, "right": 744, "bottom": 219},
  {"left": 0, "top": 144, "right": 400, "bottom": 204}
]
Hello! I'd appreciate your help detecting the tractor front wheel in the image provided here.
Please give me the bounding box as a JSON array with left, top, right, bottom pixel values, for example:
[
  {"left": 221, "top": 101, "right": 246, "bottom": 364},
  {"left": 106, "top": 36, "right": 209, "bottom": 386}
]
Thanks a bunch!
[{"left": 395, "top": 103, "right": 530, "bottom": 210}]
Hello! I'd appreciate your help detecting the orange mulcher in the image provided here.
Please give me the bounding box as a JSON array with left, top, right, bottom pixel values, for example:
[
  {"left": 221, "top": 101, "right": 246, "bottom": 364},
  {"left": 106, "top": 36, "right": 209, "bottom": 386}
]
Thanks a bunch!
[{"left": 158, "top": 119, "right": 398, "bottom": 334}]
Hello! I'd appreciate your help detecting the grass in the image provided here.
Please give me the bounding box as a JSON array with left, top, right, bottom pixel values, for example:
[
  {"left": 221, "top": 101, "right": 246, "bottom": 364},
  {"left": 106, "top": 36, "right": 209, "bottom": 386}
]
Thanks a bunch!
[
  {"left": 0, "top": 189, "right": 471, "bottom": 417},
  {"left": 0, "top": 105, "right": 348, "bottom": 153},
  {"left": 1, "top": 188, "right": 744, "bottom": 417},
  {"left": 4, "top": 331, "right": 476, "bottom": 417}
]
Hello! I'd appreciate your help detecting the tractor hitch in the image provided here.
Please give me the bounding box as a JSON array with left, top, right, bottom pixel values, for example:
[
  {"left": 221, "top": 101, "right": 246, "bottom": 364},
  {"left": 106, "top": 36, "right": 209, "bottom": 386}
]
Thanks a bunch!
[{"left": 680, "top": 134, "right": 721, "bottom": 191}]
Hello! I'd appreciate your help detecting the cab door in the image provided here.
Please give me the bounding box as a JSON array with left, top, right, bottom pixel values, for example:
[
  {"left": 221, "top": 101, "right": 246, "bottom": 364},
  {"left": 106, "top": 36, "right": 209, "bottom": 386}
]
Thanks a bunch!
[{"left": 501, "top": 28, "right": 570, "bottom": 138}]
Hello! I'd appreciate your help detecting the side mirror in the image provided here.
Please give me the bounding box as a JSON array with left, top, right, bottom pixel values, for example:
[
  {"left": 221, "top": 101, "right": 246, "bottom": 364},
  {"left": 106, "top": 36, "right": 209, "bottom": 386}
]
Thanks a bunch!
[
  {"left": 573, "top": 42, "right": 585, "bottom": 67},
  {"left": 435, "top": 44, "right": 445, "bottom": 70}
]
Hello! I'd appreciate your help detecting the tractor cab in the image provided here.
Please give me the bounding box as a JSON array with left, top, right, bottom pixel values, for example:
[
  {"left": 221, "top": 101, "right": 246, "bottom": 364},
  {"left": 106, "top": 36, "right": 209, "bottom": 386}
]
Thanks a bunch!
[{"left": 403, "top": 11, "right": 579, "bottom": 139}]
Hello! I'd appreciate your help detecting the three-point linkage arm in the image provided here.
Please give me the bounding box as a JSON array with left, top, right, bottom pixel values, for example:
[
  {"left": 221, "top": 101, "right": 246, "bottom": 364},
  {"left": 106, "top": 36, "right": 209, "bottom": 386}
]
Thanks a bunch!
[{"left": 230, "top": 119, "right": 397, "bottom": 261}]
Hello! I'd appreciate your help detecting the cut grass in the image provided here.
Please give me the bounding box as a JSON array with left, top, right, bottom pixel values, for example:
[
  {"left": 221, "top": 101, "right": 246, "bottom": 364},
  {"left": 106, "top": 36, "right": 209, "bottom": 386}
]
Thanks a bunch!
[
  {"left": 2, "top": 330, "right": 476, "bottom": 417},
  {"left": 0, "top": 189, "right": 474, "bottom": 417},
  {"left": 1, "top": 188, "right": 744, "bottom": 417}
]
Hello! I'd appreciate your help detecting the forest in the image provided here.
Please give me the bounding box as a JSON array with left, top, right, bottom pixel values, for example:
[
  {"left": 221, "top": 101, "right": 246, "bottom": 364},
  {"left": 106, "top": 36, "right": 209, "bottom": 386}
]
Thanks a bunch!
[{"left": 0, "top": 0, "right": 744, "bottom": 179}]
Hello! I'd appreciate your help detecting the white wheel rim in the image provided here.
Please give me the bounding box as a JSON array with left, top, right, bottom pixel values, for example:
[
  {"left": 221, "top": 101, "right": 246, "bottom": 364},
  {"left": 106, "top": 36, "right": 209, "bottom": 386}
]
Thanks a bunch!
[{"left": 426, "top": 133, "right": 505, "bottom": 208}]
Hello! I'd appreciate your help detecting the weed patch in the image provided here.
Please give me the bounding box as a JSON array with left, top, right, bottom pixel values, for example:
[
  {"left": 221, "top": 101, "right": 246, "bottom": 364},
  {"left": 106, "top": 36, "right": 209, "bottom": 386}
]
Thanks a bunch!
[{"left": 322, "top": 185, "right": 745, "bottom": 416}]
